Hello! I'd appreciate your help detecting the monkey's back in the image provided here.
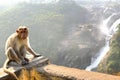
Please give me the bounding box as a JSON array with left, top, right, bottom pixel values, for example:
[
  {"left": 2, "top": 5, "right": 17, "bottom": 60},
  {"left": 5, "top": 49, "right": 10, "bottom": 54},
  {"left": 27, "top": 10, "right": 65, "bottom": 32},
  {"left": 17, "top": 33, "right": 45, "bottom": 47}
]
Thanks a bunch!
[{"left": 5, "top": 33, "right": 18, "bottom": 51}]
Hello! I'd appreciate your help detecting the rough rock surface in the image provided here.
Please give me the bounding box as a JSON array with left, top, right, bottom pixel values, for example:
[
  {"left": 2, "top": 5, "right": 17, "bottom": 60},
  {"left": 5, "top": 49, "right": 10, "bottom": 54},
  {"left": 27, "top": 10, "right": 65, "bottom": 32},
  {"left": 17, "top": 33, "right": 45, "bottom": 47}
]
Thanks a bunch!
[
  {"left": 0, "top": 56, "right": 49, "bottom": 80},
  {"left": 38, "top": 64, "right": 120, "bottom": 80}
]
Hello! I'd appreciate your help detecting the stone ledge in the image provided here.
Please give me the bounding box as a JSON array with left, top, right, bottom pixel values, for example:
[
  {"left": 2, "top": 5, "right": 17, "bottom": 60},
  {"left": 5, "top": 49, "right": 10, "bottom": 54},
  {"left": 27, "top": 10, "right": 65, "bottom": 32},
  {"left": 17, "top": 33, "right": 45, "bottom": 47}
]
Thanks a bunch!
[
  {"left": 1, "top": 57, "right": 120, "bottom": 80},
  {"left": 0, "top": 56, "right": 49, "bottom": 80},
  {"left": 37, "top": 64, "right": 120, "bottom": 80}
]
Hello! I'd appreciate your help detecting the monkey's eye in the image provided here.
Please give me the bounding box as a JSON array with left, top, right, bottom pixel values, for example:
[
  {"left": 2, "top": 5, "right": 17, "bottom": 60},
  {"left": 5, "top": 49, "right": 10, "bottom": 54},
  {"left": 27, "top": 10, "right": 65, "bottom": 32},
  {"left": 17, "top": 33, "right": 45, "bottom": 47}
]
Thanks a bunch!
[
  {"left": 24, "top": 28, "right": 27, "bottom": 30},
  {"left": 21, "top": 31, "right": 26, "bottom": 33},
  {"left": 21, "top": 31, "right": 25, "bottom": 33}
]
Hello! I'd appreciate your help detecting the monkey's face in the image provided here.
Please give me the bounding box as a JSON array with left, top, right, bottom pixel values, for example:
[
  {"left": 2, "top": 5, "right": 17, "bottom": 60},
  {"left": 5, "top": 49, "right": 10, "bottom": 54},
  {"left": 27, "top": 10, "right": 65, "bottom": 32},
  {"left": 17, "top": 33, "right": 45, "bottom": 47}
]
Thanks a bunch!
[{"left": 16, "top": 27, "right": 28, "bottom": 40}]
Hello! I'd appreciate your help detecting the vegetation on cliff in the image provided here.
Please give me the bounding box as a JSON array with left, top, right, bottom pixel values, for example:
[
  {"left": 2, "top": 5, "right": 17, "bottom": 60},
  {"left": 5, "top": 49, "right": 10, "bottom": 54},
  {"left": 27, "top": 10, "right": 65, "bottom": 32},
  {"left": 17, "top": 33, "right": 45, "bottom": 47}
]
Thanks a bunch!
[{"left": 97, "top": 24, "right": 120, "bottom": 75}]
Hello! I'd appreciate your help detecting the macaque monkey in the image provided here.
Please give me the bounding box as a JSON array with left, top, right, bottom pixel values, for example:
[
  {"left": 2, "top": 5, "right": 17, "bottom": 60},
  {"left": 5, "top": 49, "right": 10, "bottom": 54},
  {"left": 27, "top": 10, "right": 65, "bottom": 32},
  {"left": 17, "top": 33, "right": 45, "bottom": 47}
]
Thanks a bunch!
[{"left": 3, "top": 26, "right": 41, "bottom": 80}]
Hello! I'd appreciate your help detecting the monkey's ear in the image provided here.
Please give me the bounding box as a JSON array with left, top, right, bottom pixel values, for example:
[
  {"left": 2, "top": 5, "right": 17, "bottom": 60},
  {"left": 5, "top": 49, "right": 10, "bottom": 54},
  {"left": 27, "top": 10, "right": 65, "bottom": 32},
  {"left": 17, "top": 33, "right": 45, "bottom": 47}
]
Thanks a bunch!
[{"left": 16, "top": 30, "right": 19, "bottom": 33}]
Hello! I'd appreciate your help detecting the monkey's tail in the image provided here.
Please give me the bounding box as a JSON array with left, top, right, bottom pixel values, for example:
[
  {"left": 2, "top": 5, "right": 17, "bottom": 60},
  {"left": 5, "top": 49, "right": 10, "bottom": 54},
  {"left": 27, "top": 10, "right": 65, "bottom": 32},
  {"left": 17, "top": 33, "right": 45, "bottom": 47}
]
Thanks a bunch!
[{"left": 3, "top": 59, "right": 19, "bottom": 80}]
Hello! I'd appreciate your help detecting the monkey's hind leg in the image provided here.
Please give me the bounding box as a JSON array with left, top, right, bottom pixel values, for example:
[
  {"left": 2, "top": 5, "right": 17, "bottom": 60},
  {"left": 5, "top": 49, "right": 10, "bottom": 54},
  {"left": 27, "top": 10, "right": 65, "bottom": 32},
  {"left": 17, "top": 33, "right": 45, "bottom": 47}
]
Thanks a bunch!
[
  {"left": 4, "top": 47, "right": 21, "bottom": 80},
  {"left": 6, "top": 47, "right": 21, "bottom": 65}
]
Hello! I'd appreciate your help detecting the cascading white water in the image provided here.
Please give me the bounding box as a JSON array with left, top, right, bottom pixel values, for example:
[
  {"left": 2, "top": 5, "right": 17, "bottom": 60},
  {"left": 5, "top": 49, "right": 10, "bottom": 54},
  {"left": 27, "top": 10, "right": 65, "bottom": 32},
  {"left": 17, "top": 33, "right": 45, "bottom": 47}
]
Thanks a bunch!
[{"left": 85, "top": 13, "right": 120, "bottom": 71}]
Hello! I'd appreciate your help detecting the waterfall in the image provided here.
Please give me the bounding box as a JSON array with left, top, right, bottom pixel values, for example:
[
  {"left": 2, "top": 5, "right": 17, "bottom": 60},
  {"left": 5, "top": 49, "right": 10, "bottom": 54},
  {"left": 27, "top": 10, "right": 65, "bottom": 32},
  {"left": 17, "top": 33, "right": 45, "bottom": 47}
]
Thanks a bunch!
[{"left": 85, "top": 14, "right": 120, "bottom": 71}]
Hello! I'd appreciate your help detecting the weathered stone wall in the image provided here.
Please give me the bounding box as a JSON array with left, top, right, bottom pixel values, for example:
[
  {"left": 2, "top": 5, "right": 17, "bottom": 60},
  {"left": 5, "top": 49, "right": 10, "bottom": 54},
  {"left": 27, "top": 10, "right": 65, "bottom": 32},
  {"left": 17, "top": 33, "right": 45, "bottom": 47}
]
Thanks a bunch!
[
  {"left": 0, "top": 56, "right": 120, "bottom": 80},
  {"left": 0, "top": 56, "right": 49, "bottom": 80}
]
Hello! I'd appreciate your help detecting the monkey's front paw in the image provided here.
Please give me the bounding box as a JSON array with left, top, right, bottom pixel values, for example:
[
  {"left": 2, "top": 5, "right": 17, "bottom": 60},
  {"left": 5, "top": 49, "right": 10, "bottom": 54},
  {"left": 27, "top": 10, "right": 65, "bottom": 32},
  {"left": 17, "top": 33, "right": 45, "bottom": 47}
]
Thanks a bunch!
[
  {"left": 24, "top": 58, "right": 29, "bottom": 62},
  {"left": 21, "top": 60, "right": 29, "bottom": 66}
]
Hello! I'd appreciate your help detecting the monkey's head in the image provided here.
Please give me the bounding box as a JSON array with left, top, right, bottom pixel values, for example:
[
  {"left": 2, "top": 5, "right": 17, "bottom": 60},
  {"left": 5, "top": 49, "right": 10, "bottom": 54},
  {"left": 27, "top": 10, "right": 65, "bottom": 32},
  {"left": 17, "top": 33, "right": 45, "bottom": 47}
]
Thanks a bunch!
[{"left": 16, "top": 26, "right": 28, "bottom": 40}]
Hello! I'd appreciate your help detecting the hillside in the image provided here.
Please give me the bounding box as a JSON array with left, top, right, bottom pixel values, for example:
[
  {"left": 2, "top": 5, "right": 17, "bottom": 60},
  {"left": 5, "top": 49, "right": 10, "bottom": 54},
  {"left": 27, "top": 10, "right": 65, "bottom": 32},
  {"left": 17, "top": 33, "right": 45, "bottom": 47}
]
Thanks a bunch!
[{"left": 0, "top": 0, "right": 106, "bottom": 69}]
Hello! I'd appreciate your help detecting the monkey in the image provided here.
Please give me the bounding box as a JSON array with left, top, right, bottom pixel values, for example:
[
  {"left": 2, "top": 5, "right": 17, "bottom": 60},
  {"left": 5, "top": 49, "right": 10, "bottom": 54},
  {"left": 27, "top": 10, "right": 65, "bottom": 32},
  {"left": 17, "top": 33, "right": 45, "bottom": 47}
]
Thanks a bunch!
[{"left": 3, "top": 26, "right": 41, "bottom": 80}]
